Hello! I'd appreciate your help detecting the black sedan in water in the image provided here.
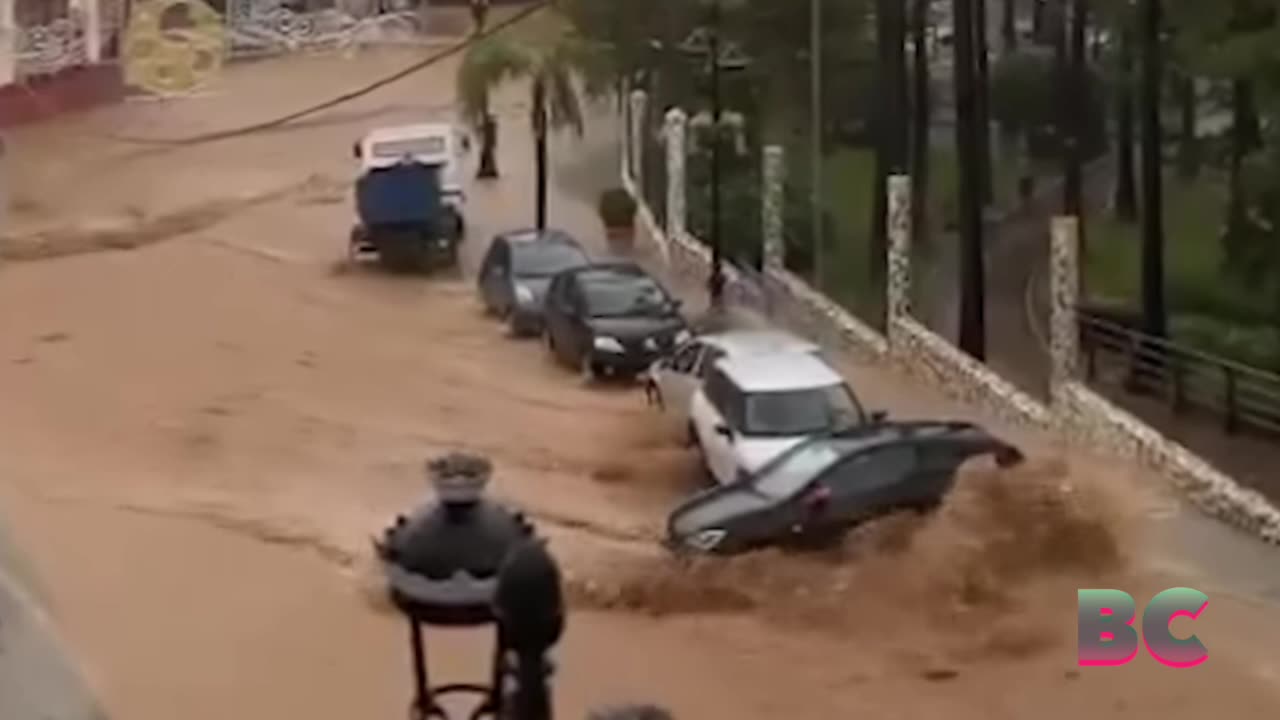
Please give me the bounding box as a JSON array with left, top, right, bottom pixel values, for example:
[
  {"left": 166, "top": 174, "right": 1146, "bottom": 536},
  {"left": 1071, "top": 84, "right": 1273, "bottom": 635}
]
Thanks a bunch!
[
  {"left": 543, "top": 262, "right": 690, "bottom": 380},
  {"left": 477, "top": 228, "right": 590, "bottom": 336},
  {"left": 666, "top": 421, "right": 1024, "bottom": 555}
]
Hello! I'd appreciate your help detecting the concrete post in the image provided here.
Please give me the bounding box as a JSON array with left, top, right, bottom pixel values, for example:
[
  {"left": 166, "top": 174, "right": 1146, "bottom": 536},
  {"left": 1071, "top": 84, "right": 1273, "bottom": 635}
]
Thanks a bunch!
[
  {"left": 628, "top": 89, "right": 647, "bottom": 190},
  {"left": 886, "top": 174, "right": 913, "bottom": 329},
  {"left": 664, "top": 107, "right": 687, "bottom": 242},
  {"left": 0, "top": 0, "right": 16, "bottom": 86},
  {"left": 80, "top": 0, "right": 102, "bottom": 64},
  {"left": 1049, "top": 215, "right": 1081, "bottom": 401},
  {"left": 761, "top": 144, "right": 785, "bottom": 270}
]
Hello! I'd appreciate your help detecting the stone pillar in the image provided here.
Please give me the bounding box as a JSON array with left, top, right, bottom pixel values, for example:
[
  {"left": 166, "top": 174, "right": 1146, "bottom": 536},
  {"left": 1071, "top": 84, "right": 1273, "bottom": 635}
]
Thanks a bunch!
[
  {"left": 761, "top": 144, "right": 785, "bottom": 270},
  {"left": 0, "top": 0, "right": 16, "bottom": 86},
  {"left": 664, "top": 107, "right": 687, "bottom": 242},
  {"left": 886, "top": 174, "right": 913, "bottom": 328},
  {"left": 1049, "top": 215, "right": 1081, "bottom": 400},
  {"left": 619, "top": 78, "right": 631, "bottom": 183},
  {"left": 81, "top": 0, "right": 103, "bottom": 64},
  {"left": 628, "top": 89, "right": 647, "bottom": 190}
]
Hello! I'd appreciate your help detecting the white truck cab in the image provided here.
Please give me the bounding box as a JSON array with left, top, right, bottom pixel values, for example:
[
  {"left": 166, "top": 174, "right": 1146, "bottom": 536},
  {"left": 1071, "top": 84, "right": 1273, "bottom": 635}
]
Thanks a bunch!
[{"left": 355, "top": 122, "right": 468, "bottom": 210}]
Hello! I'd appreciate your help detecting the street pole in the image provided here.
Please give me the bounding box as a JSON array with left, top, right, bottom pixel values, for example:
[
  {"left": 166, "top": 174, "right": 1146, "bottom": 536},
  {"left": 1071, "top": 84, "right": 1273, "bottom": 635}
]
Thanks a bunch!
[
  {"left": 708, "top": 0, "right": 725, "bottom": 307},
  {"left": 810, "top": 0, "right": 823, "bottom": 288}
]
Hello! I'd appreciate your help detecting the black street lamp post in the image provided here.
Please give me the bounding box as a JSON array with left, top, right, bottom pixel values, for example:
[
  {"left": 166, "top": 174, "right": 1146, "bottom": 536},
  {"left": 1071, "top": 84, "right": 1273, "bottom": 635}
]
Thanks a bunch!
[{"left": 669, "top": 2, "right": 749, "bottom": 308}]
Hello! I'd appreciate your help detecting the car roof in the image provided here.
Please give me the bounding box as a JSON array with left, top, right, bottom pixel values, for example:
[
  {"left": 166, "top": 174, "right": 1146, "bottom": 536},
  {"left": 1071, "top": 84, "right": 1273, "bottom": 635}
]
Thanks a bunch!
[
  {"left": 714, "top": 352, "right": 844, "bottom": 392},
  {"left": 566, "top": 261, "right": 653, "bottom": 282},
  {"left": 700, "top": 329, "right": 819, "bottom": 357},
  {"left": 760, "top": 420, "right": 996, "bottom": 472},
  {"left": 364, "top": 123, "right": 453, "bottom": 145},
  {"left": 840, "top": 421, "right": 984, "bottom": 449},
  {"left": 499, "top": 228, "right": 581, "bottom": 247}
]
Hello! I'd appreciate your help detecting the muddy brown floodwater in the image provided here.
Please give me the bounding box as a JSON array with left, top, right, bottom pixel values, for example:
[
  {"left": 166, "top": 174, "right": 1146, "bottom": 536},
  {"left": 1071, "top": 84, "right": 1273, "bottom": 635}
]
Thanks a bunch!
[{"left": 1, "top": 48, "right": 1278, "bottom": 720}]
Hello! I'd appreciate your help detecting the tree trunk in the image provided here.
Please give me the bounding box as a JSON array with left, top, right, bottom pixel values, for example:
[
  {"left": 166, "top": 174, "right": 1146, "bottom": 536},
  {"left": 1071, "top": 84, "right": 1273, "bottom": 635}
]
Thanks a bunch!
[
  {"left": 1113, "top": 28, "right": 1137, "bottom": 221},
  {"left": 1224, "top": 77, "right": 1260, "bottom": 262},
  {"left": 1001, "top": 0, "right": 1018, "bottom": 52},
  {"left": 1139, "top": 0, "right": 1165, "bottom": 340},
  {"left": 872, "top": 0, "right": 910, "bottom": 309},
  {"left": 911, "top": 0, "right": 932, "bottom": 250},
  {"left": 533, "top": 78, "right": 549, "bottom": 231},
  {"left": 1175, "top": 73, "right": 1199, "bottom": 179},
  {"left": 1063, "top": 0, "right": 1086, "bottom": 222},
  {"left": 974, "top": 0, "right": 993, "bottom": 204},
  {"left": 954, "top": 0, "right": 987, "bottom": 359},
  {"left": 476, "top": 91, "right": 499, "bottom": 180},
  {"left": 1032, "top": 0, "right": 1046, "bottom": 40}
]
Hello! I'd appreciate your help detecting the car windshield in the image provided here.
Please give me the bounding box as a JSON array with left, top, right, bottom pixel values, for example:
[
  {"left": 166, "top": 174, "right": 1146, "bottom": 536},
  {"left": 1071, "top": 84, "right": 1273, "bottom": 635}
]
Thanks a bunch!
[
  {"left": 752, "top": 439, "right": 853, "bottom": 499},
  {"left": 511, "top": 243, "right": 584, "bottom": 278},
  {"left": 581, "top": 274, "right": 672, "bottom": 317},
  {"left": 741, "top": 384, "right": 864, "bottom": 437}
]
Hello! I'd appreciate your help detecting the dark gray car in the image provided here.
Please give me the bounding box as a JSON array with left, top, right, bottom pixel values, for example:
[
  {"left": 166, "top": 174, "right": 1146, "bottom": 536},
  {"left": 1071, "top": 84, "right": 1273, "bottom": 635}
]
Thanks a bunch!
[
  {"left": 543, "top": 262, "right": 690, "bottom": 380},
  {"left": 477, "top": 229, "right": 589, "bottom": 336},
  {"left": 666, "top": 421, "right": 1024, "bottom": 555}
]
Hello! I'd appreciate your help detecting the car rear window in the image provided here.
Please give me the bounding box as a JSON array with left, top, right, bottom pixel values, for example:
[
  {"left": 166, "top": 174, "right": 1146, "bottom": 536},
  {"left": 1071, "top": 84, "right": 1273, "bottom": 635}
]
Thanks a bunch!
[
  {"left": 511, "top": 243, "right": 585, "bottom": 277},
  {"left": 741, "top": 383, "right": 863, "bottom": 437},
  {"left": 580, "top": 274, "right": 671, "bottom": 317}
]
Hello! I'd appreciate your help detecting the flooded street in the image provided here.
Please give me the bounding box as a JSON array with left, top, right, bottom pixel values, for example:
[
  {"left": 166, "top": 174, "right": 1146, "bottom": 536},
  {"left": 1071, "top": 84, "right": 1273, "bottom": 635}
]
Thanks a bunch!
[{"left": 2, "top": 48, "right": 1279, "bottom": 719}]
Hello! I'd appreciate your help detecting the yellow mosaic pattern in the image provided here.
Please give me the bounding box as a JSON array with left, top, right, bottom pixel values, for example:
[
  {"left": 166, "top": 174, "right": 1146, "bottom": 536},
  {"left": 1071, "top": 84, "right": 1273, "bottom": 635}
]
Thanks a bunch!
[{"left": 123, "top": 0, "right": 226, "bottom": 95}]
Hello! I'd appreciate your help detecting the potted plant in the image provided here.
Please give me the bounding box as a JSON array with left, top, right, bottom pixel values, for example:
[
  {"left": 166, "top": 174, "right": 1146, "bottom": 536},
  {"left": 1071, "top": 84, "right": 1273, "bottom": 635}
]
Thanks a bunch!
[{"left": 598, "top": 187, "right": 637, "bottom": 247}]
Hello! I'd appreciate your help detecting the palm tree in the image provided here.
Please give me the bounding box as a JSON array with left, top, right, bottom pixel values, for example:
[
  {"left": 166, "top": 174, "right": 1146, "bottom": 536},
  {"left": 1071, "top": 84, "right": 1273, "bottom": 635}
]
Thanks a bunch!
[{"left": 457, "top": 30, "right": 605, "bottom": 228}]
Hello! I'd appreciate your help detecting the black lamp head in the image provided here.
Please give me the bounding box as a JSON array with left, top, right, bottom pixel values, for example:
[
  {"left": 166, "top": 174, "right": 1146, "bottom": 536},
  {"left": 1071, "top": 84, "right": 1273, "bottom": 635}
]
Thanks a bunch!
[{"left": 494, "top": 537, "right": 565, "bottom": 654}]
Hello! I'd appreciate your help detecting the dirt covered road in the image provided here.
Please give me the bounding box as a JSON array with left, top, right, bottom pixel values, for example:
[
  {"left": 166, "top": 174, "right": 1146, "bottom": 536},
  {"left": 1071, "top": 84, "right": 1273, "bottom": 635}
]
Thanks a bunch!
[{"left": 2, "top": 47, "right": 1279, "bottom": 720}]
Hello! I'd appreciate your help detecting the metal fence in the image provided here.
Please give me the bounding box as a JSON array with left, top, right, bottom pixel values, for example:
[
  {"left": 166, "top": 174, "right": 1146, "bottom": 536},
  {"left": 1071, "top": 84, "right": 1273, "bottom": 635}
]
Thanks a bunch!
[{"left": 1079, "top": 309, "right": 1280, "bottom": 436}]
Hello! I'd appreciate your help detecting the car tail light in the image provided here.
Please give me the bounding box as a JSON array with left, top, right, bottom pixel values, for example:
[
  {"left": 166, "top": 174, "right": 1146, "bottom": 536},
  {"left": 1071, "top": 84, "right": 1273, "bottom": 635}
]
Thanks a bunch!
[{"left": 803, "top": 485, "right": 831, "bottom": 512}]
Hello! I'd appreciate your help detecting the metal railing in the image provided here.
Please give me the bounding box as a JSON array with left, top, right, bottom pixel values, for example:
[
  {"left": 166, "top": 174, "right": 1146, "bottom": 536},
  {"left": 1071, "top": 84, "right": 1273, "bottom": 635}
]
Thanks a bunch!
[{"left": 1078, "top": 309, "right": 1280, "bottom": 436}]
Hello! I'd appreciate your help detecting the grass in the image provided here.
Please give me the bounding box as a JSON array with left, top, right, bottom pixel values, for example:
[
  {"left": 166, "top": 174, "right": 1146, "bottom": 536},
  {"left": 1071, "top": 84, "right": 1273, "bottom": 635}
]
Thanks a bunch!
[
  {"left": 1084, "top": 172, "right": 1280, "bottom": 370},
  {"left": 811, "top": 144, "right": 1022, "bottom": 318},
  {"left": 1084, "top": 174, "right": 1229, "bottom": 312}
]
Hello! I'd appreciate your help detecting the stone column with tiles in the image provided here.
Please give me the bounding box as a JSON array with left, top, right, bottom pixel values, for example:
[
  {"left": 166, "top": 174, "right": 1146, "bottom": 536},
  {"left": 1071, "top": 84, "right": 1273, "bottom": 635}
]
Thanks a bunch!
[
  {"left": 664, "top": 107, "right": 687, "bottom": 242},
  {"left": 761, "top": 144, "right": 785, "bottom": 271},
  {"left": 628, "top": 89, "right": 647, "bottom": 191},
  {"left": 0, "top": 0, "right": 16, "bottom": 86},
  {"left": 885, "top": 174, "right": 913, "bottom": 331},
  {"left": 80, "top": 0, "right": 103, "bottom": 63},
  {"left": 1049, "top": 215, "right": 1081, "bottom": 402}
]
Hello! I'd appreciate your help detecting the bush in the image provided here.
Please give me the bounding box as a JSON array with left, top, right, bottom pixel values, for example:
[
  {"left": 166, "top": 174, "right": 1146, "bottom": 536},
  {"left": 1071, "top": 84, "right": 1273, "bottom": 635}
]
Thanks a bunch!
[{"left": 597, "top": 188, "right": 637, "bottom": 228}]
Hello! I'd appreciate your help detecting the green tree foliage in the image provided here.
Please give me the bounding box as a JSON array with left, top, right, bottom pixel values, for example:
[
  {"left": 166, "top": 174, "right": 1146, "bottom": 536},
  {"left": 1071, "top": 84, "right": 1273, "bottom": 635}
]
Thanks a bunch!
[{"left": 989, "top": 50, "right": 1108, "bottom": 161}]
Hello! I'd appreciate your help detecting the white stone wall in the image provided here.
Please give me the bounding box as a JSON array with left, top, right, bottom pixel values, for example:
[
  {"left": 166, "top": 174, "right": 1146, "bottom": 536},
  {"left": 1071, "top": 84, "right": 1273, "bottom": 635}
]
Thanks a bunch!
[{"left": 617, "top": 96, "right": 1280, "bottom": 545}]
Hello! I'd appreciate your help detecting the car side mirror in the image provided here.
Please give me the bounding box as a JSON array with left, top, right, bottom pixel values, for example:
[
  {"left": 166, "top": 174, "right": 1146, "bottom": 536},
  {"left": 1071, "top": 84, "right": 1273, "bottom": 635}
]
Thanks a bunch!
[
  {"left": 870, "top": 410, "right": 888, "bottom": 423},
  {"left": 994, "top": 445, "right": 1025, "bottom": 469}
]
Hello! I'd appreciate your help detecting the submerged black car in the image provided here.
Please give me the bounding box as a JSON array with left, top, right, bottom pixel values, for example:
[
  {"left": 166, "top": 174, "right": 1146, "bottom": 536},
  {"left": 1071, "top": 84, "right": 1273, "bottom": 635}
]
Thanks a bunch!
[
  {"left": 476, "top": 229, "right": 589, "bottom": 336},
  {"left": 543, "top": 262, "right": 690, "bottom": 379},
  {"left": 666, "top": 421, "right": 1024, "bottom": 555}
]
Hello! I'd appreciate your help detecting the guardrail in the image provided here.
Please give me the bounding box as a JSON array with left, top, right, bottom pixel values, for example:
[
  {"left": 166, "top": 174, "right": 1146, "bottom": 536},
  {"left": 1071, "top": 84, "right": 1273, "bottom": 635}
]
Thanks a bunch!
[{"left": 1078, "top": 309, "right": 1280, "bottom": 436}]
